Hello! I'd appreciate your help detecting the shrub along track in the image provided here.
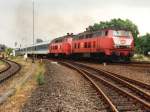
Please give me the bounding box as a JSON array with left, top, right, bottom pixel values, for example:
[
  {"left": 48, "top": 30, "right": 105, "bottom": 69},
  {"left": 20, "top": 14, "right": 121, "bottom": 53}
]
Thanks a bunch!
[
  {"left": 57, "top": 60, "right": 150, "bottom": 112},
  {"left": 0, "top": 59, "right": 21, "bottom": 83}
]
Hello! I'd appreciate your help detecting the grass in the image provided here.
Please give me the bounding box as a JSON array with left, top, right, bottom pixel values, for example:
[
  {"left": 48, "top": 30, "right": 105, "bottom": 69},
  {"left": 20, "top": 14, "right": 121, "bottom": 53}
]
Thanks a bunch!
[
  {"left": 0, "top": 56, "right": 46, "bottom": 112},
  {"left": 36, "top": 61, "right": 45, "bottom": 85},
  {"left": 0, "top": 61, "right": 4, "bottom": 65},
  {"left": 131, "top": 54, "right": 150, "bottom": 62},
  {"left": 36, "top": 72, "right": 45, "bottom": 85}
]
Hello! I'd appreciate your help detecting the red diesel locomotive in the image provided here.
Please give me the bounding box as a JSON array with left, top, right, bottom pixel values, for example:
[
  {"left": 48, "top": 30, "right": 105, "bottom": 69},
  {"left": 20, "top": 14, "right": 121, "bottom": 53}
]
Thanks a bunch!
[{"left": 49, "top": 29, "right": 134, "bottom": 61}]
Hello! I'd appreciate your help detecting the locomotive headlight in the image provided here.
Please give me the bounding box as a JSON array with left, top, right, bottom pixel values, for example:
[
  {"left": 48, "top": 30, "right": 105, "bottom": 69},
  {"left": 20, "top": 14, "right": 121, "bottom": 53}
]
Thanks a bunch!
[
  {"left": 114, "top": 45, "right": 118, "bottom": 48},
  {"left": 114, "top": 45, "right": 119, "bottom": 48}
]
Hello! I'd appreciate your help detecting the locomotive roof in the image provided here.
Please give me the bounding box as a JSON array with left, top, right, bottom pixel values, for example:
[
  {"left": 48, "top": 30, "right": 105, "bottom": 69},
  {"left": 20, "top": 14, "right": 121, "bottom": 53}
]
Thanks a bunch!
[
  {"left": 18, "top": 41, "right": 50, "bottom": 49},
  {"left": 51, "top": 34, "right": 75, "bottom": 43},
  {"left": 77, "top": 28, "right": 130, "bottom": 35}
]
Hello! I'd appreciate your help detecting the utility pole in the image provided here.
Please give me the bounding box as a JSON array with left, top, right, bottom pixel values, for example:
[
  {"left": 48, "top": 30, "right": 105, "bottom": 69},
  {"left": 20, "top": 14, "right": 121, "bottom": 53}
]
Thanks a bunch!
[{"left": 32, "top": 0, "right": 35, "bottom": 63}]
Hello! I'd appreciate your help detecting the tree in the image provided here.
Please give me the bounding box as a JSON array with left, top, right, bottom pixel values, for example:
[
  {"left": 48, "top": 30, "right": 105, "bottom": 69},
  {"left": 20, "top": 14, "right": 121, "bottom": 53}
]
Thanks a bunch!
[
  {"left": 36, "top": 38, "right": 43, "bottom": 43},
  {"left": 138, "top": 33, "right": 150, "bottom": 55},
  {"left": 5, "top": 48, "right": 13, "bottom": 56},
  {"left": 0, "top": 44, "right": 6, "bottom": 52},
  {"left": 87, "top": 18, "right": 139, "bottom": 39}
]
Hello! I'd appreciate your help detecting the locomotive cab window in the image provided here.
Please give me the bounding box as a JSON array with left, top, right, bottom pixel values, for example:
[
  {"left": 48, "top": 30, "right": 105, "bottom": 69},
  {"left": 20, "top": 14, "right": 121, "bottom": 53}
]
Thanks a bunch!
[
  {"left": 85, "top": 34, "right": 93, "bottom": 38},
  {"left": 113, "top": 30, "right": 131, "bottom": 37}
]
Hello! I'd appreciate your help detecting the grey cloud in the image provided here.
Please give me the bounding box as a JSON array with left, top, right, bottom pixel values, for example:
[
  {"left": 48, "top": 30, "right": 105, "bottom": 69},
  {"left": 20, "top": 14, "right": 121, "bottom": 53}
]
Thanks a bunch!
[{"left": 0, "top": 0, "right": 150, "bottom": 47}]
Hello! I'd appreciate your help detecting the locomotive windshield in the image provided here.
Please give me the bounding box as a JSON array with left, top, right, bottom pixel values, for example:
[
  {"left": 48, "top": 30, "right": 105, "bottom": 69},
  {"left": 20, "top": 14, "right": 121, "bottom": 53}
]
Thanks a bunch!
[{"left": 113, "top": 30, "right": 131, "bottom": 37}]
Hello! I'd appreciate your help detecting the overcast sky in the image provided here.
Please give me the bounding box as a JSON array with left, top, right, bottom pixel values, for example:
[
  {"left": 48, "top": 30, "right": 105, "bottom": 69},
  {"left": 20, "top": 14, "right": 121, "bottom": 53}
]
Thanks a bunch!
[{"left": 0, "top": 0, "right": 150, "bottom": 47}]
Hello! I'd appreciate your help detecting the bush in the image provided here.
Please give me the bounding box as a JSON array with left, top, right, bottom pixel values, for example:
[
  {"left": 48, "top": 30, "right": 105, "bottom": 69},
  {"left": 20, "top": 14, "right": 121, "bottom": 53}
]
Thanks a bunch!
[{"left": 36, "top": 72, "right": 45, "bottom": 85}]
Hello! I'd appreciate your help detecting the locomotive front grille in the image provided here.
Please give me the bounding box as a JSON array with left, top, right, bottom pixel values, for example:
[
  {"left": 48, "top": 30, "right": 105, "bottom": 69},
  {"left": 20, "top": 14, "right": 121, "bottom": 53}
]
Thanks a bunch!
[{"left": 115, "top": 45, "right": 130, "bottom": 49}]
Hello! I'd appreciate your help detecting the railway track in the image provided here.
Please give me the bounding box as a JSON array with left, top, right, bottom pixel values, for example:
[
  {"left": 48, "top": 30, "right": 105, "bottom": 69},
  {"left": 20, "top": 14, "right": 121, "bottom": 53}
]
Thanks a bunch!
[
  {"left": 109, "top": 61, "right": 150, "bottom": 68},
  {"left": 0, "top": 59, "right": 21, "bottom": 83},
  {"left": 75, "top": 62, "right": 150, "bottom": 93},
  {"left": 57, "top": 60, "right": 150, "bottom": 111},
  {"left": 70, "top": 61, "right": 150, "bottom": 100},
  {"left": 0, "top": 59, "right": 10, "bottom": 73}
]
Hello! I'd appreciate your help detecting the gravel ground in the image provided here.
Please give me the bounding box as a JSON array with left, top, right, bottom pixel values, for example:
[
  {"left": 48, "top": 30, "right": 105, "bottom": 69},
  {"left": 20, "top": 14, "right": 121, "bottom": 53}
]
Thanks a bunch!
[
  {"left": 0, "top": 59, "right": 42, "bottom": 112},
  {"left": 85, "top": 63, "right": 150, "bottom": 84},
  {"left": 0, "top": 58, "right": 32, "bottom": 94},
  {"left": 21, "top": 61, "right": 106, "bottom": 112}
]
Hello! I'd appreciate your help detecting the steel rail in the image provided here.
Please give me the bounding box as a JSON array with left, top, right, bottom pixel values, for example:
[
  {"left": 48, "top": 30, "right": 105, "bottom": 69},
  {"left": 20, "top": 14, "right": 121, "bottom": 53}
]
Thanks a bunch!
[
  {"left": 60, "top": 61, "right": 150, "bottom": 111},
  {"left": 59, "top": 61, "right": 119, "bottom": 112},
  {"left": 0, "top": 59, "right": 21, "bottom": 83},
  {"left": 71, "top": 61, "right": 150, "bottom": 102},
  {"left": 73, "top": 61, "right": 150, "bottom": 91},
  {"left": 0, "top": 59, "right": 11, "bottom": 73}
]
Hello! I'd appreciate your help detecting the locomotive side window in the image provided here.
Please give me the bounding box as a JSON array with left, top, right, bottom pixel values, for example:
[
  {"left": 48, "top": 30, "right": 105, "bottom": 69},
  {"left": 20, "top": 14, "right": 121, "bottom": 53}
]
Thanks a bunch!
[
  {"left": 93, "top": 41, "right": 96, "bottom": 48},
  {"left": 79, "top": 35, "right": 84, "bottom": 39},
  {"left": 88, "top": 42, "right": 91, "bottom": 48},
  {"left": 93, "top": 31, "right": 102, "bottom": 37},
  {"left": 78, "top": 43, "right": 80, "bottom": 48},
  {"left": 54, "top": 45, "right": 58, "bottom": 49},
  {"left": 74, "top": 43, "right": 76, "bottom": 48},
  {"left": 84, "top": 42, "right": 87, "bottom": 48}
]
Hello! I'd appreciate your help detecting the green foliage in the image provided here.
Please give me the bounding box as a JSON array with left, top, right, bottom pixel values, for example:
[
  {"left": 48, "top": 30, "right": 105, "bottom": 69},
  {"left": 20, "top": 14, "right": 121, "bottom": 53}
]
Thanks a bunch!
[
  {"left": 87, "top": 18, "right": 139, "bottom": 39},
  {"left": 36, "top": 72, "right": 45, "bottom": 85},
  {"left": 5, "top": 48, "right": 13, "bottom": 56},
  {"left": 136, "top": 33, "right": 150, "bottom": 55}
]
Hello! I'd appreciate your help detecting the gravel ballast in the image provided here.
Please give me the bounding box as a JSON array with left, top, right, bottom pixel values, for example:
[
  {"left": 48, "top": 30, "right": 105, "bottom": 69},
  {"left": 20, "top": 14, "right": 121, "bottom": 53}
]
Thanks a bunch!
[
  {"left": 86, "top": 63, "right": 150, "bottom": 84},
  {"left": 21, "top": 61, "right": 105, "bottom": 112}
]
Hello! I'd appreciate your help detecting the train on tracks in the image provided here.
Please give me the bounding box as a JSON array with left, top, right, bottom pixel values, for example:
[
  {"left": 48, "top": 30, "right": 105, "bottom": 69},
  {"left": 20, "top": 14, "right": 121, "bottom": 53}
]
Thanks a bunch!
[{"left": 15, "top": 29, "right": 134, "bottom": 62}]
